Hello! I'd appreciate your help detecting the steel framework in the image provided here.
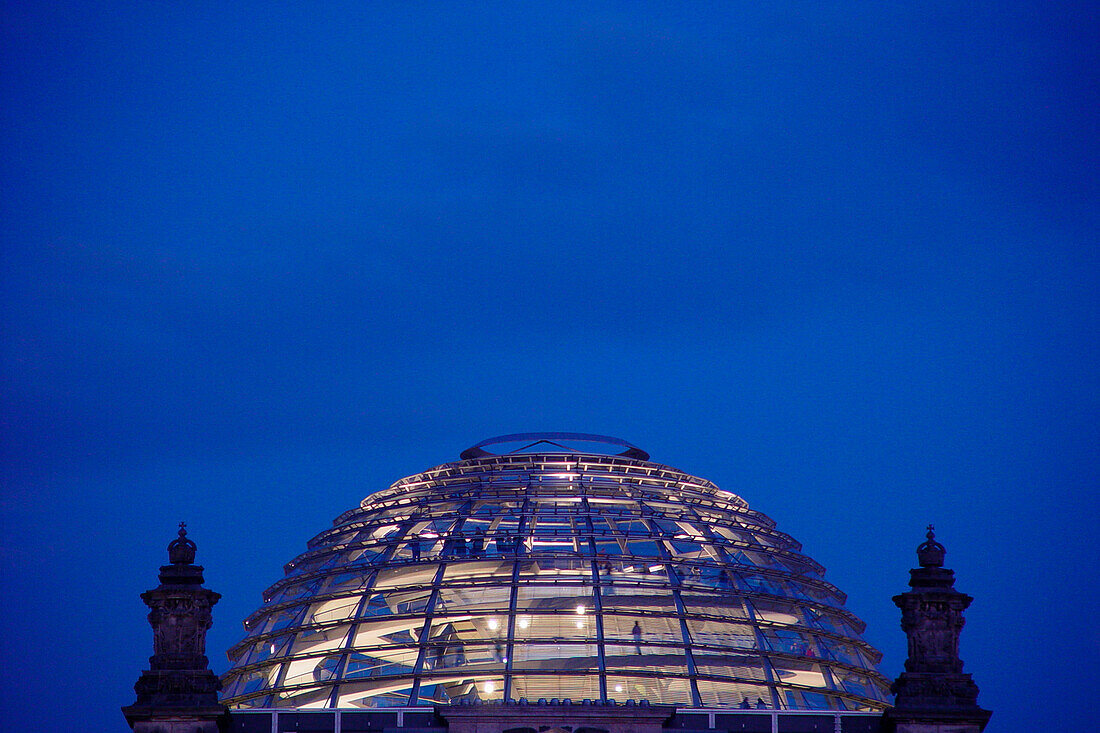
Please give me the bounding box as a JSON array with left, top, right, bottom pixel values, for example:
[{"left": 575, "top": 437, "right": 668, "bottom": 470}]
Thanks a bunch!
[{"left": 220, "top": 435, "right": 891, "bottom": 711}]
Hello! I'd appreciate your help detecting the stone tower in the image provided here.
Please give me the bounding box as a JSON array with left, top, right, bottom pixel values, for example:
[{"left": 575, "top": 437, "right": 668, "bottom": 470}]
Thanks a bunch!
[
  {"left": 122, "top": 524, "right": 228, "bottom": 733},
  {"left": 882, "top": 527, "right": 991, "bottom": 733}
]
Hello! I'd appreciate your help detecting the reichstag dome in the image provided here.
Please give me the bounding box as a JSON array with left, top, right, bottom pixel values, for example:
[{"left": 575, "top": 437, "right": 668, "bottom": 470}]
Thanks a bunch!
[{"left": 220, "top": 434, "right": 892, "bottom": 712}]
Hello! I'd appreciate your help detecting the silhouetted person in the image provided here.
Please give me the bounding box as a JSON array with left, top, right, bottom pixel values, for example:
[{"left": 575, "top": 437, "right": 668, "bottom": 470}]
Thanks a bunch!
[
  {"left": 411, "top": 539, "right": 421, "bottom": 561},
  {"left": 739, "top": 698, "right": 751, "bottom": 709},
  {"left": 472, "top": 529, "right": 485, "bottom": 558},
  {"left": 632, "top": 621, "right": 642, "bottom": 655},
  {"left": 756, "top": 698, "right": 768, "bottom": 709}
]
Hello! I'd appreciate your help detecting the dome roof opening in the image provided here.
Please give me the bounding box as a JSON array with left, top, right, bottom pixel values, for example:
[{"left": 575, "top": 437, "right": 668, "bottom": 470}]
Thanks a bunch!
[
  {"left": 460, "top": 433, "right": 650, "bottom": 461},
  {"left": 220, "top": 440, "right": 891, "bottom": 711}
]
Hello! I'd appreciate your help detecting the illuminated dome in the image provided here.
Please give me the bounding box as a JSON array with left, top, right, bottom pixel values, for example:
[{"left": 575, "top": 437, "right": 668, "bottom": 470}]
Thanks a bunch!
[{"left": 220, "top": 434, "right": 891, "bottom": 711}]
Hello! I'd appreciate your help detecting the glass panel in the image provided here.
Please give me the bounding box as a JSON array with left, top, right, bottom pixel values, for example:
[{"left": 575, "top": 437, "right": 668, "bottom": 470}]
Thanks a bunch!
[
  {"left": 772, "top": 660, "right": 828, "bottom": 689},
  {"left": 602, "top": 613, "right": 683, "bottom": 645},
  {"left": 692, "top": 652, "right": 769, "bottom": 681},
  {"left": 600, "top": 595, "right": 677, "bottom": 614},
  {"left": 435, "top": 583, "right": 512, "bottom": 613},
  {"left": 674, "top": 565, "right": 734, "bottom": 591},
  {"left": 515, "top": 585, "right": 594, "bottom": 611},
  {"left": 282, "top": 654, "right": 336, "bottom": 689},
  {"left": 261, "top": 606, "right": 307, "bottom": 636},
  {"left": 797, "top": 692, "right": 833, "bottom": 711},
  {"left": 274, "top": 687, "right": 331, "bottom": 708},
  {"left": 624, "top": 540, "right": 662, "bottom": 558},
  {"left": 516, "top": 557, "right": 591, "bottom": 575},
  {"left": 599, "top": 580, "right": 672, "bottom": 597},
  {"left": 222, "top": 667, "right": 277, "bottom": 698},
  {"left": 369, "top": 626, "right": 421, "bottom": 647},
  {"left": 373, "top": 564, "right": 439, "bottom": 591},
  {"left": 245, "top": 633, "right": 294, "bottom": 665},
  {"left": 268, "top": 579, "right": 323, "bottom": 605},
  {"left": 605, "top": 675, "right": 693, "bottom": 704},
  {"left": 510, "top": 641, "right": 599, "bottom": 667},
  {"left": 602, "top": 644, "right": 688, "bottom": 675},
  {"left": 366, "top": 588, "right": 432, "bottom": 615},
  {"left": 838, "top": 672, "right": 875, "bottom": 700},
  {"left": 510, "top": 673, "right": 601, "bottom": 701},
  {"left": 319, "top": 571, "right": 371, "bottom": 595},
  {"left": 681, "top": 596, "right": 750, "bottom": 619},
  {"left": 696, "top": 679, "right": 774, "bottom": 708},
  {"left": 305, "top": 597, "right": 360, "bottom": 626},
  {"left": 334, "top": 681, "right": 414, "bottom": 708},
  {"left": 344, "top": 649, "right": 420, "bottom": 679},
  {"left": 667, "top": 539, "right": 709, "bottom": 558},
  {"left": 749, "top": 598, "right": 802, "bottom": 625},
  {"left": 510, "top": 613, "right": 596, "bottom": 642},
  {"left": 411, "top": 683, "right": 453, "bottom": 705},
  {"left": 594, "top": 538, "right": 624, "bottom": 555},
  {"left": 762, "top": 628, "right": 817, "bottom": 656},
  {"left": 289, "top": 625, "right": 350, "bottom": 657},
  {"left": 685, "top": 618, "right": 757, "bottom": 649}
]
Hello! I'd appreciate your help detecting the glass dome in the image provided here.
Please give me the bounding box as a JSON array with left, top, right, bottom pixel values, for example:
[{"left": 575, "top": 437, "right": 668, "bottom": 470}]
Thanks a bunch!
[{"left": 220, "top": 434, "right": 891, "bottom": 711}]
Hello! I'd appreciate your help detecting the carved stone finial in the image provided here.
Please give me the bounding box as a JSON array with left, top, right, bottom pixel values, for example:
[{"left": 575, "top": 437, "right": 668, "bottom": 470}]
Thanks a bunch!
[
  {"left": 167, "top": 521, "right": 198, "bottom": 565},
  {"left": 883, "top": 529, "right": 990, "bottom": 733},
  {"left": 916, "top": 524, "right": 946, "bottom": 568},
  {"left": 123, "top": 527, "right": 227, "bottom": 733}
]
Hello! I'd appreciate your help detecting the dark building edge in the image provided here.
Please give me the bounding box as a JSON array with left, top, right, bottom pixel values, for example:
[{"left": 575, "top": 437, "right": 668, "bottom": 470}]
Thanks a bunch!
[{"left": 125, "top": 524, "right": 989, "bottom": 733}]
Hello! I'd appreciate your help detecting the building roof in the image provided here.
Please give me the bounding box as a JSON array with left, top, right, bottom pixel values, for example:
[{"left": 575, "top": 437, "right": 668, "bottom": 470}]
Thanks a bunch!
[{"left": 220, "top": 435, "right": 891, "bottom": 711}]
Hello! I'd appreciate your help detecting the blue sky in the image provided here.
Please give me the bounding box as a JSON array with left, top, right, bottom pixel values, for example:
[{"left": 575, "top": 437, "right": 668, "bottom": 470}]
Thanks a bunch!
[{"left": 1, "top": 3, "right": 1097, "bottom": 731}]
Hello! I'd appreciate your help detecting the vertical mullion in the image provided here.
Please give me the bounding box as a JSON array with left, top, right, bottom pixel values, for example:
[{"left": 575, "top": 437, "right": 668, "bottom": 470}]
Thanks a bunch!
[
  {"left": 325, "top": 569, "right": 381, "bottom": 707},
  {"left": 502, "top": 557, "right": 519, "bottom": 701},
  {"left": 582, "top": 497, "right": 608, "bottom": 701},
  {"left": 641, "top": 511, "right": 702, "bottom": 707},
  {"left": 408, "top": 561, "right": 448, "bottom": 705},
  {"left": 502, "top": 493, "right": 530, "bottom": 701},
  {"left": 745, "top": 598, "right": 783, "bottom": 709}
]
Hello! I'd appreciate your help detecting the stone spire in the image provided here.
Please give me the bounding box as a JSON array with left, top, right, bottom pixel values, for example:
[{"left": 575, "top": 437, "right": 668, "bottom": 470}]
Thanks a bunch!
[
  {"left": 882, "top": 526, "right": 991, "bottom": 733},
  {"left": 122, "top": 524, "right": 228, "bottom": 733}
]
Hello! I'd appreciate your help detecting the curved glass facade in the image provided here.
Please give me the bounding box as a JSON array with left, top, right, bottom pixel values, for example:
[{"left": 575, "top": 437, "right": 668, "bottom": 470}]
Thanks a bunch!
[{"left": 221, "top": 435, "right": 891, "bottom": 711}]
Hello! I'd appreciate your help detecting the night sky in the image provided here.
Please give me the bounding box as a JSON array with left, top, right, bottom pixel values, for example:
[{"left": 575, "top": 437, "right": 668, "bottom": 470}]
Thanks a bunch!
[{"left": 2, "top": 3, "right": 1097, "bottom": 731}]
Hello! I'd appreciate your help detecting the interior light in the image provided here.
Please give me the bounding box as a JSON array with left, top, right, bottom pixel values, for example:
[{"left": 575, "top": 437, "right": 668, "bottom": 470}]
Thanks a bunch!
[
  {"left": 488, "top": 618, "right": 499, "bottom": 631},
  {"left": 484, "top": 681, "right": 495, "bottom": 693},
  {"left": 575, "top": 620, "right": 584, "bottom": 629},
  {"left": 269, "top": 643, "right": 276, "bottom": 654},
  {"left": 575, "top": 605, "right": 586, "bottom": 615},
  {"left": 614, "top": 684, "right": 623, "bottom": 693},
  {"left": 518, "top": 618, "right": 529, "bottom": 629},
  {"left": 649, "top": 564, "right": 664, "bottom": 572}
]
